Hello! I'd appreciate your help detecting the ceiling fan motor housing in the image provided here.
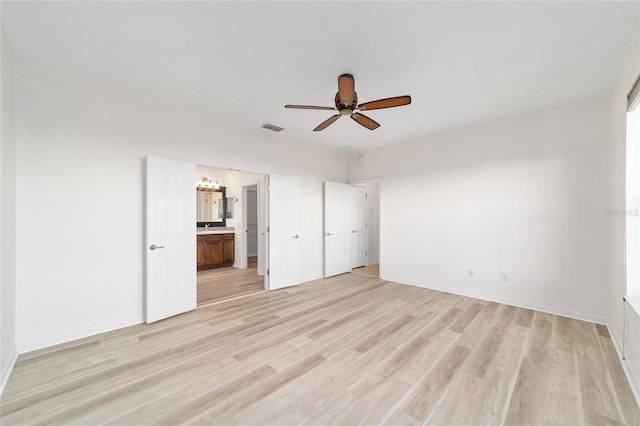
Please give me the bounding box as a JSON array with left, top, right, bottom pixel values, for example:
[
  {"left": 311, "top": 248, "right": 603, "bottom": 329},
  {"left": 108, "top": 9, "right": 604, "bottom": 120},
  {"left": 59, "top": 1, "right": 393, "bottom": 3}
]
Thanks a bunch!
[{"left": 335, "top": 92, "right": 357, "bottom": 115}]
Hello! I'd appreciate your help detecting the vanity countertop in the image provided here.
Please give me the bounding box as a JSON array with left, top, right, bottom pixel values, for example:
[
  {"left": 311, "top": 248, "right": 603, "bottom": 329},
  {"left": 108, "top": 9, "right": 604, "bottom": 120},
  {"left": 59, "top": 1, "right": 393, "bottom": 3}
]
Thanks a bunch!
[{"left": 197, "top": 227, "right": 235, "bottom": 235}]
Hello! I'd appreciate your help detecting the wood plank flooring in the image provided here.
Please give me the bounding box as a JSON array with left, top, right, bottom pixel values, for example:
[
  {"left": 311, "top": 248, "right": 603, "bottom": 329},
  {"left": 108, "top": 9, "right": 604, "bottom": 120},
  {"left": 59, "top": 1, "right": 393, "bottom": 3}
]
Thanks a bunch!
[
  {"left": 248, "top": 256, "right": 258, "bottom": 271},
  {"left": 352, "top": 264, "right": 379, "bottom": 278},
  {"left": 197, "top": 267, "right": 264, "bottom": 306},
  {"left": 2, "top": 274, "right": 639, "bottom": 425}
]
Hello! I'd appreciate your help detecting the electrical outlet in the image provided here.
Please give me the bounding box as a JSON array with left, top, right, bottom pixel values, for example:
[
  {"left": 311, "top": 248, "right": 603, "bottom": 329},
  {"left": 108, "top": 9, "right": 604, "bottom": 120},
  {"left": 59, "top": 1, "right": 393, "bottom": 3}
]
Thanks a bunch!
[
  {"left": 501, "top": 273, "right": 509, "bottom": 282},
  {"left": 468, "top": 268, "right": 475, "bottom": 277}
]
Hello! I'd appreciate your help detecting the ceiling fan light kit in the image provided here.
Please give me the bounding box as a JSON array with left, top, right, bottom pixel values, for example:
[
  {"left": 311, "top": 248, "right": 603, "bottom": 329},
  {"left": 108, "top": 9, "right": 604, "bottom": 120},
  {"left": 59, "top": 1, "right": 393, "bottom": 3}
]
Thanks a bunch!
[{"left": 285, "top": 73, "right": 411, "bottom": 132}]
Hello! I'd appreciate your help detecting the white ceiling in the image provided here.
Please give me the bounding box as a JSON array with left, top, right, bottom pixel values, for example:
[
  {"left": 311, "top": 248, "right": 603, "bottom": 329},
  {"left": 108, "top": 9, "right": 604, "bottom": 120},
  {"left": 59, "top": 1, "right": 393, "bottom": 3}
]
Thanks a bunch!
[{"left": 2, "top": 1, "right": 638, "bottom": 152}]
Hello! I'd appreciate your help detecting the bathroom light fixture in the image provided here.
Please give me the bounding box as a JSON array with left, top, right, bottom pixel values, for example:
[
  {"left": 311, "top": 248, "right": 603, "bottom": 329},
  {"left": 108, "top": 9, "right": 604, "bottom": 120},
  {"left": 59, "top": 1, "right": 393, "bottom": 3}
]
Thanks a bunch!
[{"left": 196, "top": 177, "right": 220, "bottom": 189}]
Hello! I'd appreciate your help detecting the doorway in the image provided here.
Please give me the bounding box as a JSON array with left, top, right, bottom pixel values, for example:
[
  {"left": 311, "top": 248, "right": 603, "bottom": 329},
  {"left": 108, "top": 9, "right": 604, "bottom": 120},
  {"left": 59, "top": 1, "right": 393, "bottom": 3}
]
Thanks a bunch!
[
  {"left": 195, "top": 165, "right": 267, "bottom": 306},
  {"left": 145, "top": 156, "right": 307, "bottom": 323}
]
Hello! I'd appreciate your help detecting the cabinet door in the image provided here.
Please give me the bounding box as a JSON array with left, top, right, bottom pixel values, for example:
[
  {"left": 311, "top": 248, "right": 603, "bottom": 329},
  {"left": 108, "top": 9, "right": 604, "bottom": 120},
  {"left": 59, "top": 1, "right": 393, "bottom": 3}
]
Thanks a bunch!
[
  {"left": 223, "top": 234, "right": 234, "bottom": 264},
  {"left": 203, "top": 235, "right": 224, "bottom": 265},
  {"left": 197, "top": 236, "right": 204, "bottom": 266}
]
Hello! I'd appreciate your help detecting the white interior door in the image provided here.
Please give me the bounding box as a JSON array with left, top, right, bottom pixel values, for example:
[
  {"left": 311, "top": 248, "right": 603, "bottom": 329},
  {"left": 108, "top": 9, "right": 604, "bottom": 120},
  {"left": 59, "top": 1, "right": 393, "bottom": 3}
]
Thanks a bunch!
[
  {"left": 352, "top": 186, "right": 367, "bottom": 268},
  {"left": 268, "top": 175, "right": 301, "bottom": 290},
  {"left": 257, "top": 179, "right": 266, "bottom": 276},
  {"left": 247, "top": 185, "right": 259, "bottom": 256},
  {"left": 324, "top": 181, "right": 353, "bottom": 277},
  {"left": 146, "top": 156, "right": 196, "bottom": 323}
]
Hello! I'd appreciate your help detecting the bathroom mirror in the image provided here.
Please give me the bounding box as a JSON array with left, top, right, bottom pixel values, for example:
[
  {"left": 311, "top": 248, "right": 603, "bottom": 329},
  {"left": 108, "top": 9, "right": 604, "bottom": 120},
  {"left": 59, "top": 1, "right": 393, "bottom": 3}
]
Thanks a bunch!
[{"left": 197, "top": 187, "right": 226, "bottom": 227}]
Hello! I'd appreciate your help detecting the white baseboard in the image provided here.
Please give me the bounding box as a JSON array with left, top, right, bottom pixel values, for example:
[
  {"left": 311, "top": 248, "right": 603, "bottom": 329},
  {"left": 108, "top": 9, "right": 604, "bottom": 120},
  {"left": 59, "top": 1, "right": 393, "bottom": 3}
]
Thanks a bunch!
[
  {"left": 382, "top": 275, "right": 607, "bottom": 325},
  {"left": 1, "top": 346, "right": 18, "bottom": 396},
  {"left": 609, "top": 325, "right": 640, "bottom": 407},
  {"left": 17, "top": 315, "right": 143, "bottom": 354}
]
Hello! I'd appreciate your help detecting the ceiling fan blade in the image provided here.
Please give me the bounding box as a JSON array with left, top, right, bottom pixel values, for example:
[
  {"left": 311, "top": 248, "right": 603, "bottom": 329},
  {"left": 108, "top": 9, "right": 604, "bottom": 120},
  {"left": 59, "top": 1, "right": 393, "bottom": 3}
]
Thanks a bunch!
[
  {"left": 313, "top": 114, "right": 341, "bottom": 132},
  {"left": 285, "top": 105, "right": 336, "bottom": 111},
  {"left": 358, "top": 95, "right": 412, "bottom": 111},
  {"left": 351, "top": 112, "right": 380, "bottom": 130},
  {"left": 338, "top": 74, "right": 355, "bottom": 106}
]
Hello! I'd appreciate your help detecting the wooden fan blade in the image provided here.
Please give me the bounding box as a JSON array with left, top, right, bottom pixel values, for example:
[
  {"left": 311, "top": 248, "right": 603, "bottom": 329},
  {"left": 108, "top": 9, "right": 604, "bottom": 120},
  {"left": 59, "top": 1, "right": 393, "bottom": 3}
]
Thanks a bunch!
[
  {"left": 358, "top": 95, "right": 411, "bottom": 111},
  {"left": 285, "top": 105, "right": 336, "bottom": 111},
  {"left": 351, "top": 112, "right": 380, "bottom": 130},
  {"left": 313, "top": 114, "right": 341, "bottom": 132},
  {"left": 338, "top": 74, "right": 355, "bottom": 106}
]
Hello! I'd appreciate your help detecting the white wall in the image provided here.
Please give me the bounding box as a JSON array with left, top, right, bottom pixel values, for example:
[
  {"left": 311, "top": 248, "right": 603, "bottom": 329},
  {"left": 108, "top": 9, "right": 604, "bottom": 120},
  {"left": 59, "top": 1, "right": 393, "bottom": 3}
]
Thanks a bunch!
[
  {"left": 1, "top": 29, "right": 18, "bottom": 393},
  {"left": 14, "top": 62, "right": 345, "bottom": 352},
  {"left": 348, "top": 96, "right": 611, "bottom": 323},
  {"left": 609, "top": 18, "right": 640, "bottom": 403},
  {"left": 196, "top": 166, "right": 227, "bottom": 188}
]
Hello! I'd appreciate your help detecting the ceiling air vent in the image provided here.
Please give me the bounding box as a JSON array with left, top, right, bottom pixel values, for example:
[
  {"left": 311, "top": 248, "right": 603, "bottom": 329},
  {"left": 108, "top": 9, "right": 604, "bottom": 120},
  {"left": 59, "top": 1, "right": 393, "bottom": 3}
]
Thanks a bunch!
[{"left": 261, "top": 123, "right": 284, "bottom": 132}]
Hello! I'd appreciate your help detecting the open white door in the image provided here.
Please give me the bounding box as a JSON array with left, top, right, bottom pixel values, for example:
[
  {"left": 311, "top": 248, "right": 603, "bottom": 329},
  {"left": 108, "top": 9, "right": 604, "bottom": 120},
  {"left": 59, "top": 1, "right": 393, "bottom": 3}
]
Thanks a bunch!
[
  {"left": 257, "top": 179, "right": 266, "bottom": 276},
  {"left": 324, "top": 181, "right": 353, "bottom": 277},
  {"left": 352, "top": 186, "right": 367, "bottom": 268},
  {"left": 268, "top": 175, "right": 301, "bottom": 290},
  {"left": 146, "top": 156, "right": 196, "bottom": 323}
]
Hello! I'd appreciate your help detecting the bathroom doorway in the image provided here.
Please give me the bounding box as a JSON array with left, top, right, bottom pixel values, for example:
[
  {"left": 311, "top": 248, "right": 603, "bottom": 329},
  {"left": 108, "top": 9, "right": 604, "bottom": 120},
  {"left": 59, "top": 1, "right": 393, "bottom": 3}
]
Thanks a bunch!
[{"left": 195, "top": 165, "right": 267, "bottom": 306}]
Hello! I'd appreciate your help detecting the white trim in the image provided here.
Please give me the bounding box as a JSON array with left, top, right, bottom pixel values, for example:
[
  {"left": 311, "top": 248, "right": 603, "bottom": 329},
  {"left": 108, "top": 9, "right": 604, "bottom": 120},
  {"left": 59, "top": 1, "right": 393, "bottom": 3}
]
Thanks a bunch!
[
  {"left": 17, "top": 315, "right": 143, "bottom": 354},
  {"left": 0, "top": 346, "right": 18, "bottom": 396},
  {"left": 381, "top": 275, "right": 607, "bottom": 325},
  {"left": 626, "top": 295, "right": 640, "bottom": 317},
  {"left": 609, "top": 324, "right": 640, "bottom": 407}
]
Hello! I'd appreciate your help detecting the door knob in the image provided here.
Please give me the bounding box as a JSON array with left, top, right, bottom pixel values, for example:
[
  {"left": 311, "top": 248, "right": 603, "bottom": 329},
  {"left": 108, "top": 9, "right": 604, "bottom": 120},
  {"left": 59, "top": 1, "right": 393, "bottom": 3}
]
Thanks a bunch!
[
  {"left": 352, "top": 230, "right": 358, "bottom": 234},
  {"left": 292, "top": 234, "right": 299, "bottom": 239},
  {"left": 149, "top": 244, "right": 165, "bottom": 250},
  {"left": 326, "top": 232, "right": 333, "bottom": 236}
]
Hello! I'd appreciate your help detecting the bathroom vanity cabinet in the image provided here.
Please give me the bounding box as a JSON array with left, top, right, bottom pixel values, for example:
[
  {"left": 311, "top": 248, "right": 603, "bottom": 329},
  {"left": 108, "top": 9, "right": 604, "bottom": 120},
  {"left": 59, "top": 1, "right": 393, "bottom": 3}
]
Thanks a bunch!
[{"left": 197, "top": 233, "right": 235, "bottom": 271}]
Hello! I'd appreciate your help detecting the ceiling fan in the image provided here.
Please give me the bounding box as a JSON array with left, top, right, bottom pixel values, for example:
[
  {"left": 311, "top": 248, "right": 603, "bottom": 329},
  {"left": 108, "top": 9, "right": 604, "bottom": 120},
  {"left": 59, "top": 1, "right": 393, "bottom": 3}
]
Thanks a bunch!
[{"left": 285, "top": 74, "right": 411, "bottom": 132}]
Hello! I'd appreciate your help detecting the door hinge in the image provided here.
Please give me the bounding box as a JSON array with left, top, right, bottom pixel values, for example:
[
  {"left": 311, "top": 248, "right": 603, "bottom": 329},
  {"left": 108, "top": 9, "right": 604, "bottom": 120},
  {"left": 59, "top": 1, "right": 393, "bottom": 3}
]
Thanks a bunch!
[
  {"left": 366, "top": 251, "right": 368, "bottom": 256},
  {"left": 366, "top": 193, "right": 368, "bottom": 199},
  {"left": 267, "top": 269, "right": 270, "bottom": 276},
  {"left": 267, "top": 226, "right": 270, "bottom": 233}
]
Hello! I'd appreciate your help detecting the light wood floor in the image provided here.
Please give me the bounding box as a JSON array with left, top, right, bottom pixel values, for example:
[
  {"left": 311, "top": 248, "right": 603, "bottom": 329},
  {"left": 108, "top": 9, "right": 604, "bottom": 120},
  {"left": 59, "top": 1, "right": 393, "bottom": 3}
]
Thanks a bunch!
[
  {"left": 353, "top": 264, "right": 379, "bottom": 278},
  {"left": 197, "top": 267, "right": 264, "bottom": 306},
  {"left": 2, "top": 274, "right": 639, "bottom": 425},
  {"left": 248, "top": 256, "right": 258, "bottom": 271}
]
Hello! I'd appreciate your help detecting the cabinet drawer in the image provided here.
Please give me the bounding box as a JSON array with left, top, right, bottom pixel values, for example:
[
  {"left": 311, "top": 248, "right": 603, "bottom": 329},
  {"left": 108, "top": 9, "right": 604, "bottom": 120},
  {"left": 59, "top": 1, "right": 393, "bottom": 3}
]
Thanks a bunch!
[{"left": 223, "top": 233, "right": 234, "bottom": 240}]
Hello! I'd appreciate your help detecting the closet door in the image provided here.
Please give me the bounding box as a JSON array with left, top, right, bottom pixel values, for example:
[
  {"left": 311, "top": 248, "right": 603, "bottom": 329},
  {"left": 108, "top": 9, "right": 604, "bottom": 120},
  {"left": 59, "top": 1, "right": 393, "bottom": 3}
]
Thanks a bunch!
[
  {"left": 352, "top": 186, "right": 367, "bottom": 268},
  {"left": 324, "top": 181, "right": 353, "bottom": 277}
]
